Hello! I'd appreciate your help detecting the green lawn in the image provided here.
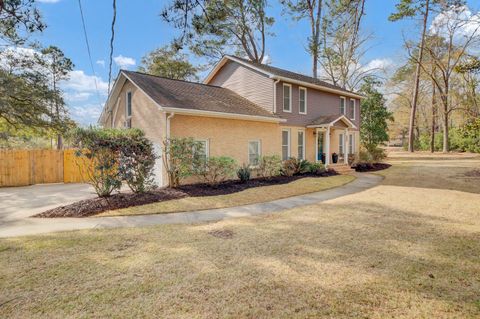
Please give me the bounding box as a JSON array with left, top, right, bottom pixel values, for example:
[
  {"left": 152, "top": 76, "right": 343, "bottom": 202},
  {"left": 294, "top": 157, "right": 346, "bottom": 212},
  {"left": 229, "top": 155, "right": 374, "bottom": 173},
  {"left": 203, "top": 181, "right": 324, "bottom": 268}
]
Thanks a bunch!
[
  {"left": 1, "top": 156, "right": 480, "bottom": 318},
  {"left": 99, "top": 175, "right": 355, "bottom": 217}
]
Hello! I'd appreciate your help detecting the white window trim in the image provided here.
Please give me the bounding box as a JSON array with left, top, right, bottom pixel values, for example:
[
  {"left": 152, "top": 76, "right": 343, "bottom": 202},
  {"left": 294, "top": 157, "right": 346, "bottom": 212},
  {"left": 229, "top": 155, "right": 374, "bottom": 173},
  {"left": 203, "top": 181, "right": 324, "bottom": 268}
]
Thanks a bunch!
[
  {"left": 297, "top": 130, "right": 305, "bottom": 160},
  {"left": 339, "top": 133, "right": 345, "bottom": 154},
  {"left": 299, "top": 87, "right": 307, "bottom": 114},
  {"left": 349, "top": 133, "right": 355, "bottom": 154},
  {"left": 248, "top": 139, "right": 261, "bottom": 167},
  {"left": 350, "top": 98, "right": 356, "bottom": 120},
  {"left": 126, "top": 91, "right": 132, "bottom": 118},
  {"left": 195, "top": 139, "right": 210, "bottom": 158},
  {"left": 283, "top": 83, "right": 292, "bottom": 113},
  {"left": 282, "top": 129, "right": 291, "bottom": 160},
  {"left": 340, "top": 96, "right": 346, "bottom": 115}
]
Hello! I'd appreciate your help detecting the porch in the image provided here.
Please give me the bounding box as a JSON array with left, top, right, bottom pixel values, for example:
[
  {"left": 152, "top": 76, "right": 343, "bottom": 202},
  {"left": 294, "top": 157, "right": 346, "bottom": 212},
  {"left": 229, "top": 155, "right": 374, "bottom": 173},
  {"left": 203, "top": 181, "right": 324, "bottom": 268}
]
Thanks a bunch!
[{"left": 307, "top": 114, "right": 358, "bottom": 167}]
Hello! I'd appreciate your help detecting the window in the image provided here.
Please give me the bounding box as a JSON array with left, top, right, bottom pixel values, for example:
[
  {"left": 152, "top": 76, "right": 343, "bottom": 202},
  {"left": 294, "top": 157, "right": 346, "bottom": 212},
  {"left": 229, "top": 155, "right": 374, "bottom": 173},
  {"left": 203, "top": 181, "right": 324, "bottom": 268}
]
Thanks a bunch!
[
  {"left": 193, "top": 139, "right": 209, "bottom": 164},
  {"left": 248, "top": 140, "right": 261, "bottom": 166},
  {"left": 340, "top": 96, "right": 346, "bottom": 115},
  {"left": 126, "top": 92, "right": 132, "bottom": 118},
  {"left": 349, "top": 133, "right": 355, "bottom": 154},
  {"left": 283, "top": 84, "right": 292, "bottom": 112},
  {"left": 350, "top": 99, "right": 356, "bottom": 120},
  {"left": 339, "top": 134, "right": 344, "bottom": 155},
  {"left": 299, "top": 87, "right": 307, "bottom": 114},
  {"left": 297, "top": 131, "right": 305, "bottom": 160},
  {"left": 282, "top": 129, "right": 291, "bottom": 160}
]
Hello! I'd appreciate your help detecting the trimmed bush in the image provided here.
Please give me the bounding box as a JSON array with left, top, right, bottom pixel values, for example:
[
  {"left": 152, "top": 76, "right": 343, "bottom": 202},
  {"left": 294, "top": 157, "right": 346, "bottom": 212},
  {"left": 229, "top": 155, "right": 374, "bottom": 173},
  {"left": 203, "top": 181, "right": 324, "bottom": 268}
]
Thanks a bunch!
[
  {"left": 162, "top": 137, "right": 204, "bottom": 188},
  {"left": 197, "top": 156, "right": 237, "bottom": 187},
  {"left": 307, "top": 162, "right": 326, "bottom": 174},
  {"left": 257, "top": 155, "right": 282, "bottom": 179},
  {"left": 71, "top": 127, "right": 156, "bottom": 197},
  {"left": 282, "top": 158, "right": 297, "bottom": 176},
  {"left": 237, "top": 164, "right": 251, "bottom": 183}
]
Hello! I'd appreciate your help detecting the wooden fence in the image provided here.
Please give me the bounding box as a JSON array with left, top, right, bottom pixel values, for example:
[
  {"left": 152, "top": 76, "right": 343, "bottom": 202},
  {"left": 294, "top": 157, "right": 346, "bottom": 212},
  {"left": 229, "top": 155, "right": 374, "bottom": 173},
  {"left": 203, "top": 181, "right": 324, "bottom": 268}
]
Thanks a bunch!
[{"left": 0, "top": 149, "right": 90, "bottom": 187}]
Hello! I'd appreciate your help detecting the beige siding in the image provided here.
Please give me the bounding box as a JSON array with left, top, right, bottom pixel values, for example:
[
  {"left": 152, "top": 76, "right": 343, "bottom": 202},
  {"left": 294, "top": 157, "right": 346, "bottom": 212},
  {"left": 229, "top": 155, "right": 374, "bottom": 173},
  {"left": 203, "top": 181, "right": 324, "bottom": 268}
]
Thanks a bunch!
[
  {"left": 171, "top": 115, "right": 281, "bottom": 165},
  {"left": 209, "top": 60, "right": 274, "bottom": 112}
]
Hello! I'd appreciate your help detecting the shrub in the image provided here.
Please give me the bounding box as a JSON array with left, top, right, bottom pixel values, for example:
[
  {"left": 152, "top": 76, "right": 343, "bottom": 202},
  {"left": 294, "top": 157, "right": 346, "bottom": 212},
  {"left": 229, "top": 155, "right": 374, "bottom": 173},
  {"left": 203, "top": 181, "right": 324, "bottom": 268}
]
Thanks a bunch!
[
  {"left": 70, "top": 127, "right": 130, "bottom": 197},
  {"left": 282, "top": 158, "right": 311, "bottom": 176},
  {"left": 162, "top": 137, "right": 204, "bottom": 187},
  {"left": 282, "top": 158, "right": 297, "bottom": 176},
  {"left": 118, "top": 131, "right": 157, "bottom": 193},
  {"left": 237, "top": 164, "right": 251, "bottom": 183},
  {"left": 197, "top": 156, "right": 237, "bottom": 187},
  {"left": 307, "top": 162, "right": 326, "bottom": 174},
  {"left": 358, "top": 146, "right": 386, "bottom": 163},
  {"left": 257, "top": 155, "right": 282, "bottom": 179}
]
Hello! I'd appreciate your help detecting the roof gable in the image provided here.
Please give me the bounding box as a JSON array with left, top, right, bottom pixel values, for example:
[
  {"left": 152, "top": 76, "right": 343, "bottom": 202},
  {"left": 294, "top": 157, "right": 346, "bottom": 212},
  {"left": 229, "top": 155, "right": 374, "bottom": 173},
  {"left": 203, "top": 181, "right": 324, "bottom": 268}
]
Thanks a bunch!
[{"left": 205, "top": 55, "right": 363, "bottom": 99}]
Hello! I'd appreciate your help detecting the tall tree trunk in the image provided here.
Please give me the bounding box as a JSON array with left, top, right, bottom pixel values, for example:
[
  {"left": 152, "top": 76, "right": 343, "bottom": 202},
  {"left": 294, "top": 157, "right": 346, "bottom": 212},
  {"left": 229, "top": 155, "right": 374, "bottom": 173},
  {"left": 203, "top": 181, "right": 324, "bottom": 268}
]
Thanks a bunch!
[
  {"left": 430, "top": 80, "right": 436, "bottom": 153},
  {"left": 408, "top": 0, "right": 430, "bottom": 152},
  {"left": 442, "top": 96, "right": 449, "bottom": 153}
]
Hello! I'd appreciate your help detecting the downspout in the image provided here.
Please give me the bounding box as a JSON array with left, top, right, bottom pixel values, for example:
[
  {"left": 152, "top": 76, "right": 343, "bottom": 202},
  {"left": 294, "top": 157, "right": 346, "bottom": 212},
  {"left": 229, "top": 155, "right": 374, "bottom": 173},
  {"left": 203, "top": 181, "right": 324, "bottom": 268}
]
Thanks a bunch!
[
  {"left": 272, "top": 78, "right": 280, "bottom": 114},
  {"left": 166, "top": 112, "right": 175, "bottom": 139}
]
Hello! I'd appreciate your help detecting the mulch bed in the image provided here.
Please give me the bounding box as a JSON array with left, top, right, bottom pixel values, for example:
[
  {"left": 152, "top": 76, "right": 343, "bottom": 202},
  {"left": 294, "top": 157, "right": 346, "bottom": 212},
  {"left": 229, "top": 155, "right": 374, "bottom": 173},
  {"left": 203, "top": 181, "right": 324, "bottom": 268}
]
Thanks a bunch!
[
  {"left": 35, "top": 170, "right": 338, "bottom": 218},
  {"left": 353, "top": 163, "right": 391, "bottom": 172}
]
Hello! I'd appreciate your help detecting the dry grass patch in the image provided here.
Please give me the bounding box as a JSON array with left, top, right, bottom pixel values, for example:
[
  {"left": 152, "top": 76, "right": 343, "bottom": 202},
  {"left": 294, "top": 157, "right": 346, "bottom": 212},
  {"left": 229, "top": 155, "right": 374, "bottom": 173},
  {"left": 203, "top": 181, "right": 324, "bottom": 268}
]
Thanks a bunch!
[
  {"left": 1, "top": 157, "right": 480, "bottom": 318},
  {"left": 99, "top": 175, "right": 354, "bottom": 217}
]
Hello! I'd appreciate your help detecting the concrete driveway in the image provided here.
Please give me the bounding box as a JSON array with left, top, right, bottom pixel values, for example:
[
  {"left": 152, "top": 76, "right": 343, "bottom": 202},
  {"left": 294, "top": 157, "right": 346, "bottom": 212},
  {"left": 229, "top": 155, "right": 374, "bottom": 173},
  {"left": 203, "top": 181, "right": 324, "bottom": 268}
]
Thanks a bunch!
[{"left": 0, "top": 183, "right": 96, "bottom": 223}]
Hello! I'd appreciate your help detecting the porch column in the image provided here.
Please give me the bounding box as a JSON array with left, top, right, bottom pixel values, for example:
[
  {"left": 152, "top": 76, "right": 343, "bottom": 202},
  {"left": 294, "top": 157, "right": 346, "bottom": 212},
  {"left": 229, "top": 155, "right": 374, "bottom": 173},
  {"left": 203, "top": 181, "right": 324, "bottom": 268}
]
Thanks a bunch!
[
  {"left": 344, "top": 128, "right": 349, "bottom": 164},
  {"left": 325, "top": 126, "right": 330, "bottom": 167}
]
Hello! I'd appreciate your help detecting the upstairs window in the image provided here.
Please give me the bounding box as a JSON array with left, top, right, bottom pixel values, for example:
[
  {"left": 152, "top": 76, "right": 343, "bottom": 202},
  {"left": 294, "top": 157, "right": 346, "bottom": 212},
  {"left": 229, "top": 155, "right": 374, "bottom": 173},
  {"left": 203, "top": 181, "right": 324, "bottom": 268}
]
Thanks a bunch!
[
  {"left": 299, "top": 87, "right": 307, "bottom": 114},
  {"left": 340, "top": 96, "right": 346, "bottom": 115},
  {"left": 350, "top": 99, "right": 356, "bottom": 120},
  {"left": 248, "top": 140, "right": 261, "bottom": 166},
  {"left": 126, "top": 92, "right": 132, "bottom": 118},
  {"left": 283, "top": 84, "right": 292, "bottom": 112}
]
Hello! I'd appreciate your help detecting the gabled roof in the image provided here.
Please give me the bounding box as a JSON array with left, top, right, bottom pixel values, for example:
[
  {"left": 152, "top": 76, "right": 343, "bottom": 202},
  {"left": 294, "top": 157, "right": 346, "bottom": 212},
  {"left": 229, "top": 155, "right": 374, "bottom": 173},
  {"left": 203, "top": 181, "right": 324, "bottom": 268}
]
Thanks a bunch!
[
  {"left": 100, "top": 70, "right": 284, "bottom": 124},
  {"left": 307, "top": 114, "right": 357, "bottom": 129},
  {"left": 204, "top": 55, "right": 363, "bottom": 99}
]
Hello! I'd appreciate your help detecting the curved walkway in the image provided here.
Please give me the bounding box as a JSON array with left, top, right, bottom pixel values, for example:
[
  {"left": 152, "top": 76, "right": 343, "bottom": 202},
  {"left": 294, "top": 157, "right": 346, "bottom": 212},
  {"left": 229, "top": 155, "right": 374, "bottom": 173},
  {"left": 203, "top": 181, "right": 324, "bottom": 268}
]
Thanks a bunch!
[{"left": 0, "top": 173, "right": 382, "bottom": 238}]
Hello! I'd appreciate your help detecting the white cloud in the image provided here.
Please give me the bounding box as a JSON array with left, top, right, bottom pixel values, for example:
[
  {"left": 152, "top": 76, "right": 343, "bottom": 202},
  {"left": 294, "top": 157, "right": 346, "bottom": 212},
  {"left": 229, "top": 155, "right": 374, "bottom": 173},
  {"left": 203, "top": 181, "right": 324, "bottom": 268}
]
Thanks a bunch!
[
  {"left": 37, "top": 0, "right": 61, "bottom": 3},
  {"left": 113, "top": 55, "right": 136, "bottom": 69},
  {"left": 96, "top": 60, "right": 105, "bottom": 67},
  {"left": 62, "top": 70, "right": 109, "bottom": 95},
  {"left": 262, "top": 55, "right": 272, "bottom": 65},
  {"left": 70, "top": 104, "right": 103, "bottom": 126},
  {"left": 430, "top": 5, "right": 480, "bottom": 39},
  {"left": 64, "top": 92, "right": 91, "bottom": 102},
  {"left": 363, "top": 58, "right": 395, "bottom": 73}
]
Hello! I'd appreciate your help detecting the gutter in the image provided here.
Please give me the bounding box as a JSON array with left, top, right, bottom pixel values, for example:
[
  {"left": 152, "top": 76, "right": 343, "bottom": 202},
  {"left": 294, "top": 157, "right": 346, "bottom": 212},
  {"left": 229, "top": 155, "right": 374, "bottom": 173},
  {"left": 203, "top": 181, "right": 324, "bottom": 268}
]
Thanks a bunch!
[
  {"left": 166, "top": 112, "right": 175, "bottom": 139},
  {"left": 161, "top": 107, "right": 286, "bottom": 123}
]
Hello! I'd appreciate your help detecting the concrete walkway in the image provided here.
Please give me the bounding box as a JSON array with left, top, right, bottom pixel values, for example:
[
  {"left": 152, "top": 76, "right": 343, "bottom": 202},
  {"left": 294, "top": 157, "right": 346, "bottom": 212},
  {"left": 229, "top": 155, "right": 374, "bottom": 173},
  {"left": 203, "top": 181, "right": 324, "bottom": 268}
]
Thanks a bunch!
[{"left": 0, "top": 173, "right": 382, "bottom": 238}]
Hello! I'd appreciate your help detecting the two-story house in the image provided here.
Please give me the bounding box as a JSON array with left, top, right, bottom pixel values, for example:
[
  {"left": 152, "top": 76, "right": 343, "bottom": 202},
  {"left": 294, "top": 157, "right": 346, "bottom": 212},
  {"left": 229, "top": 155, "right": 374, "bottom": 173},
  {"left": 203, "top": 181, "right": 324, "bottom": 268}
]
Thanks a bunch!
[{"left": 99, "top": 55, "right": 362, "bottom": 187}]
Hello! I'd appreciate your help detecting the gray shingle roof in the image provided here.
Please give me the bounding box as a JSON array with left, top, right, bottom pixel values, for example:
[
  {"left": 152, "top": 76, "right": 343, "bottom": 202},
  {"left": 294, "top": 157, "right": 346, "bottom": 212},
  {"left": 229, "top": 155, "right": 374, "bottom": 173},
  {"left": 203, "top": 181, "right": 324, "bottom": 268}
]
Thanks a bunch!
[
  {"left": 228, "top": 56, "right": 359, "bottom": 96},
  {"left": 309, "top": 114, "right": 345, "bottom": 126},
  {"left": 122, "top": 70, "right": 280, "bottom": 119}
]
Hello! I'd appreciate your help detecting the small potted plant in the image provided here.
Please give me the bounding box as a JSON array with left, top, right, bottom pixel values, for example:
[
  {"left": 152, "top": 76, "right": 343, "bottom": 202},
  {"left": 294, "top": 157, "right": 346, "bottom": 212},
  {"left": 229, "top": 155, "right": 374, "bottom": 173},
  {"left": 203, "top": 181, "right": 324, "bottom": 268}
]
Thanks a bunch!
[{"left": 332, "top": 152, "right": 338, "bottom": 163}]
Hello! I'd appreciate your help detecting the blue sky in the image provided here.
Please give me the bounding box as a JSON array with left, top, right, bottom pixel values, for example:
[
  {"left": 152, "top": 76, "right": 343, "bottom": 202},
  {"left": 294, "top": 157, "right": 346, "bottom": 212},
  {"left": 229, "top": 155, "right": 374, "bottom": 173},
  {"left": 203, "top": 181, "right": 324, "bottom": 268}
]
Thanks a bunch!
[{"left": 32, "top": 0, "right": 479, "bottom": 125}]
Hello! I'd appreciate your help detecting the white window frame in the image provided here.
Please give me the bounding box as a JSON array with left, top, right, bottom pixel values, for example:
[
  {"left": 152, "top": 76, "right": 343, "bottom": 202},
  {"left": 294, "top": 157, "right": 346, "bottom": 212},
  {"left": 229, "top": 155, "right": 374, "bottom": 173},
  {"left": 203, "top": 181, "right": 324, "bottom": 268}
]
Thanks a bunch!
[
  {"left": 340, "top": 96, "right": 346, "bottom": 115},
  {"left": 283, "top": 83, "right": 292, "bottom": 113},
  {"left": 193, "top": 139, "right": 209, "bottom": 164},
  {"left": 126, "top": 91, "right": 132, "bottom": 118},
  {"left": 248, "top": 140, "right": 261, "bottom": 167},
  {"left": 299, "top": 87, "right": 307, "bottom": 114},
  {"left": 282, "top": 129, "right": 291, "bottom": 160},
  {"left": 350, "top": 98, "right": 356, "bottom": 120},
  {"left": 349, "top": 133, "right": 355, "bottom": 154},
  {"left": 339, "top": 133, "right": 345, "bottom": 155},
  {"left": 297, "top": 130, "right": 305, "bottom": 160}
]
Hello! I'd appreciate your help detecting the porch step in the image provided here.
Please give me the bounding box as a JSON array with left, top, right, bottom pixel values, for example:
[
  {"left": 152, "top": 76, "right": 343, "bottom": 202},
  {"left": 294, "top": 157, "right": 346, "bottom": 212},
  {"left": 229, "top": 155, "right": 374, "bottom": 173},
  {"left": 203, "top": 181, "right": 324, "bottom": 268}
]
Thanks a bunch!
[{"left": 329, "top": 164, "right": 356, "bottom": 175}]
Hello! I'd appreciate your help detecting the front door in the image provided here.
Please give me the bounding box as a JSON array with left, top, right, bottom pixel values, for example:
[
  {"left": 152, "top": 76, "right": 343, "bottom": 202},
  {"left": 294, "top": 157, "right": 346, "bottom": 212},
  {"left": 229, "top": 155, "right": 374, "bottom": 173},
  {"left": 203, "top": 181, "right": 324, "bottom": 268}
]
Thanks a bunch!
[{"left": 317, "top": 132, "right": 325, "bottom": 163}]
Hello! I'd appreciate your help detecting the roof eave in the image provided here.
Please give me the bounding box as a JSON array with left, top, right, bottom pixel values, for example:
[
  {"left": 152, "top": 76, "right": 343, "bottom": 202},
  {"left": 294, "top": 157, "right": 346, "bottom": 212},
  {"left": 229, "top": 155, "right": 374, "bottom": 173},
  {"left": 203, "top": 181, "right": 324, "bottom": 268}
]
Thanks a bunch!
[{"left": 162, "top": 107, "right": 285, "bottom": 123}]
